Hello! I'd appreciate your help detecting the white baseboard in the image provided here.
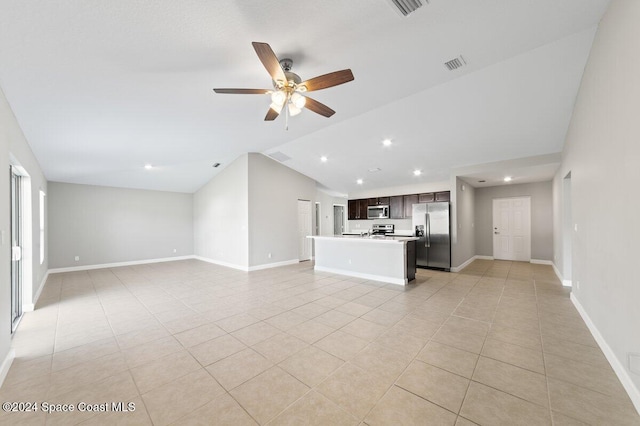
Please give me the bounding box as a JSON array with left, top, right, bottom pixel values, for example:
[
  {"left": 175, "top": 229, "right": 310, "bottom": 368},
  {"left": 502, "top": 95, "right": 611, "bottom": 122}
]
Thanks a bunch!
[
  {"left": 193, "top": 255, "right": 248, "bottom": 272},
  {"left": 530, "top": 259, "right": 553, "bottom": 265},
  {"left": 48, "top": 255, "right": 196, "bottom": 274},
  {"left": 570, "top": 293, "right": 640, "bottom": 415},
  {"left": 248, "top": 259, "right": 299, "bottom": 272},
  {"left": 23, "top": 271, "right": 49, "bottom": 312},
  {"left": 475, "top": 255, "right": 494, "bottom": 260},
  {"left": 0, "top": 349, "right": 15, "bottom": 389},
  {"left": 451, "top": 255, "right": 477, "bottom": 272},
  {"left": 551, "top": 262, "right": 572, "bottom": 287},
  {"left": 314, "top": 265, "right": 406, "bottom": 286}
]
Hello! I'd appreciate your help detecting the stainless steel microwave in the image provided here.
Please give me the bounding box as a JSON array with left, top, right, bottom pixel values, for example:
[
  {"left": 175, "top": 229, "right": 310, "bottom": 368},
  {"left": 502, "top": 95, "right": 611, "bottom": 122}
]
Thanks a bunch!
[{"left": 367, "top": 205, "right": 389, "bottom": 219}]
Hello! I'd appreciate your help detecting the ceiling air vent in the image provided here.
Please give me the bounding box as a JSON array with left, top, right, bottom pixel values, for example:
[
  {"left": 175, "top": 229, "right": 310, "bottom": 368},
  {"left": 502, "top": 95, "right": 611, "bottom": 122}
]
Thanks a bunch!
[
  {"left": 386, "top": 0, "right": 426, "bottom": 17},
  {"left": 268, "top": 151, "right": 291, "bottom": 162},
  {"left": 444, "top": 56, "right": 466, "bottom": 71}
]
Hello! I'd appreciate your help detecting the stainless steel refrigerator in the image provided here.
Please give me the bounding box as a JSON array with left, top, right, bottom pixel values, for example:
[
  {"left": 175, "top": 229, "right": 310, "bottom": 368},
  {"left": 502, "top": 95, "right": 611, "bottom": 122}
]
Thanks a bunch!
[{"left": 412, "top": 202, "right": 451, "bottom": 271}]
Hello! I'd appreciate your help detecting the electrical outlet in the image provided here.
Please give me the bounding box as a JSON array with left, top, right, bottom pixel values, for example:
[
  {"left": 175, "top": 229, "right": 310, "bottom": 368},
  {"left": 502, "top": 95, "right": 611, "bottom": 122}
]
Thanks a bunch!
[
  {"left": 74, "top": 256, "right": 80, "bottom": 261},
  {"left": 576, "top": 281, "right": 580, "bottom": 290},
  {"left": 268, "top": 253, "right": 272, "bottom": 259},
  {"left": 574, "top": 223, "right": 578, "bottom": 232},
  {"left": 348, "top": 259, "right": 352, "bottom": 264},
  {"left": 173, "top": 248, "right": 177, "bottom": 253}
]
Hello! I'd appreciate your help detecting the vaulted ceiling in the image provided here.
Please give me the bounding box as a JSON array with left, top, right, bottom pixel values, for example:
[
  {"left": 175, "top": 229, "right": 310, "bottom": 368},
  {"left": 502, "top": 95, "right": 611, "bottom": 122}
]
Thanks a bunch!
[{"left": 0, "top": 0, "right": 611, "bottom": 193}]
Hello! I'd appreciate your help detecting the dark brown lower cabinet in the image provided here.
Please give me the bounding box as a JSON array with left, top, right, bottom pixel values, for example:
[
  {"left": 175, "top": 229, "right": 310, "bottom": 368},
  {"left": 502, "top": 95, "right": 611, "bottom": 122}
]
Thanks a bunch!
[{"left": 406, "top": 240, "right": 416, "bottom": 282}]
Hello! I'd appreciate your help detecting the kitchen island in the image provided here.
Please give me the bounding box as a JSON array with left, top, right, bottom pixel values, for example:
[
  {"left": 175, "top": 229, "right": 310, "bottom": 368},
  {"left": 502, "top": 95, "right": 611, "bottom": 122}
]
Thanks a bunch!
[{"left": 308, "top": 235, "right": 418, "bottom": 286}]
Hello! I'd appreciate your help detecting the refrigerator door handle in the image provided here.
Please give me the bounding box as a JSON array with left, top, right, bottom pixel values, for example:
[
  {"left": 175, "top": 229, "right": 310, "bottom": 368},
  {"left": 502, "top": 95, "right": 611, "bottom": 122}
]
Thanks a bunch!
[{"left": 425, "top": 213, "right": 431, "bottom": 248}]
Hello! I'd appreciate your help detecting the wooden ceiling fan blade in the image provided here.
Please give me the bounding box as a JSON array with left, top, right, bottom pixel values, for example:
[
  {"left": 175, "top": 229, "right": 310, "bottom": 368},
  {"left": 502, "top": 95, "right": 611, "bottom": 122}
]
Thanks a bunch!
[
  {"left": 300, "top": 69, "right": 354, "bottom": 92},
  {"left": 304, "top": 96, "right": 335, "bottom": 117},
  {"left": 265, "top": 105, "right": 282, "bottom": 121},
  {"left": 252, "top": 42, "right": 286, "bottom": 84},
  {"left": 213, "top": 88, "right": 270, "bottom": 94}
]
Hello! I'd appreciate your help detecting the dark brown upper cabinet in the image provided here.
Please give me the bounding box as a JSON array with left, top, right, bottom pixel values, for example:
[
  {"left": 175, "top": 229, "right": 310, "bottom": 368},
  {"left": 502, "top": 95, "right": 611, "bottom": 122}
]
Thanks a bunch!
[{"left": 418, "top": 193, "right": 435, "bottom": 203}]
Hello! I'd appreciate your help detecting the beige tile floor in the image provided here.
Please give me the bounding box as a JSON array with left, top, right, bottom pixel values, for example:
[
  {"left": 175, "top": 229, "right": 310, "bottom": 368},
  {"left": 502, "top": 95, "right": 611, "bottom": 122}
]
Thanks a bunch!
[{"left": 1, "top": 259, "right": 639, "bottom": 425}]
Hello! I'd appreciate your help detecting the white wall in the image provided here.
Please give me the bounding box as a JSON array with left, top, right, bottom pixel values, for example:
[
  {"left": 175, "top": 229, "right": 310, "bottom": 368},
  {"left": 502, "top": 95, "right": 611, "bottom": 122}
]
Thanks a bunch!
[
  {"left": 474, "top": 181, "right": 553, "bottom": 261},
  {"left": 0, "top": 86, "right": 48, "bottom": 378},
  {"left": 554, "top": 0, "right": 640, "bottom": 405},
  {"left": 248, "top": 153, "right": 317, "bottom": 267},
  {"left": 48, "top": 182, "right": 193, "bottom": 269},
  {"left": 194, "top": 154, "right": 249, "bottom": 269}
]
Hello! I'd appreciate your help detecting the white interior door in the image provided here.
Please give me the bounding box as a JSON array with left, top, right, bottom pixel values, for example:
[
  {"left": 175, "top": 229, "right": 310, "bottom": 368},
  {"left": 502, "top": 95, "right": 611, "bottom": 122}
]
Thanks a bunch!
[
  {"left": 298, "top": 200, "right": 312, "bottom": 261},
  {"left": 493, "top": 197, "right": 531, "bottom": 261}
]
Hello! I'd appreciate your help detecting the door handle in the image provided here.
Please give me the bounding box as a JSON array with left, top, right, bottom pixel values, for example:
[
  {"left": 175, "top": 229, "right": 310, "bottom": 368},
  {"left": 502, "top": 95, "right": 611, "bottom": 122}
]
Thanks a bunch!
[{"left": 426, "top": 213, "right": 430, "bottom": 248}]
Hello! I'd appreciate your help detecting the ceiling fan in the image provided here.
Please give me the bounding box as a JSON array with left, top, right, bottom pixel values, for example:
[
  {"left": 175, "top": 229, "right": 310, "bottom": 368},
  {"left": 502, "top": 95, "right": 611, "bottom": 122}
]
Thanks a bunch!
[{"left": 214, "top": 42, "right": 354, "bottom": 126}]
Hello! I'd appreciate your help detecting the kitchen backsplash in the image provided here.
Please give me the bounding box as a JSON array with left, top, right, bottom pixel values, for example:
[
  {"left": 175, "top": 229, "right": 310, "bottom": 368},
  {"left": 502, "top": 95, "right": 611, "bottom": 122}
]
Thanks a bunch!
[{"left": 347, "top": 218, "right": 413, "bottom": 234}]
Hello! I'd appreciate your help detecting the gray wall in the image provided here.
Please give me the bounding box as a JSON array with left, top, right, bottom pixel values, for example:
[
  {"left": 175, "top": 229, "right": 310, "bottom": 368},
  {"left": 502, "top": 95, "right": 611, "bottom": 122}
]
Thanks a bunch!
[
  {"left": 555, "top": 0, "right": 640, "bottom": 397},
  {"left": 248, "top": 153, "right": 317, "bottom": 267},
  {"left": 48, "top": 182, "right": 193, "bottom": 268},
  {"left": 193, "top": 154, "right": 249, "bottom": 269},
  {"left": 0, "top": 86, "right": 48, "bottom": 371},
  {"left": 474, "top": 181, "right": 553, "bottom": 261},
  {"left": 452, "top": 177, "right": 476, "bottom": 268}
]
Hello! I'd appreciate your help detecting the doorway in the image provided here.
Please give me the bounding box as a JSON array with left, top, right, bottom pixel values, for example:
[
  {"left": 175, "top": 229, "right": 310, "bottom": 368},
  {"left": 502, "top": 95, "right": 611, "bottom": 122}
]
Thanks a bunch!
[
  {"left": 492, "top": 197, "right": 531, "bottom": 261},
  {"left": 297, "top": 199, "right": 312, "bottom": 261},
  {"left": 10, "top": 166, "right": 23, "bottom": 332},
  {"left": 562, "top": 172, "right": 572, "bottom": 286},
  {"left": 314, "top": 202, "right": 321, "bottom": 235},
  {"left": 333, "top": 205, "right": 345, "bottom": 235}
]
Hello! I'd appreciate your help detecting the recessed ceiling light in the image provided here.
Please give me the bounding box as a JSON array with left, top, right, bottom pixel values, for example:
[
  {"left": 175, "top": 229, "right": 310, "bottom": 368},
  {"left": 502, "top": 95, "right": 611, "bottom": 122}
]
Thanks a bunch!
[
  {"left": 413, "top": 169, "right": 422, "bottom": 176},
  {"left": 504, "top": 176, "right": 512, "bottom": 182},
  {"left": 144, "top": 164, "right": 153, "bottom": 170},
  {"left": 356, "top": 179, "right": 363, "bottom": 185},
  {"left": 382, "top": 139, "right": 392, "bottom": 147},
  {"left": 320, "top": 156, "right": 328, "bottom": 162}
]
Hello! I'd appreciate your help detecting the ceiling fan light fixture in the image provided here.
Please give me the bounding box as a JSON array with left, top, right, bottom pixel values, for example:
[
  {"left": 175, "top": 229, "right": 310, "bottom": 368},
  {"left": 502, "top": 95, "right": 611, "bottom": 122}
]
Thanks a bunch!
[
  {"left": 271, "top": 90, "right": 286, "bottom": 106},
  {"left": 291, "top": 92, "right": 306, "bottom": 108},
  {"left": 288, "top": 103, "right": 302, "bottom": 116}
]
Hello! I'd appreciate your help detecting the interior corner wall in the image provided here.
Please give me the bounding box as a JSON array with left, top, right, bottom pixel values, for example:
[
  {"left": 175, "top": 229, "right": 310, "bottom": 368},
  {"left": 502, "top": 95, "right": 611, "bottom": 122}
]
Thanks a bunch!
[
  {"left": 474, "top": 181, "right": 553, "bottom": 261},
  {"left": 247, "top": 153, "right": 316, "bottom": 268},
  {"left": 48, "top": 182, "right": 193, "bottom": 269},
  {"left": 193, "top": 154, "right": 249, "bottom": 269},
  {"left": 0, "top": 86, "right": 48, "bottom": 369},
  {"left": 451, "top": 177, "right": 475, "bottom": 268},
  {"left": 555, "top": 0, "right": 640, "bottom": 401}
]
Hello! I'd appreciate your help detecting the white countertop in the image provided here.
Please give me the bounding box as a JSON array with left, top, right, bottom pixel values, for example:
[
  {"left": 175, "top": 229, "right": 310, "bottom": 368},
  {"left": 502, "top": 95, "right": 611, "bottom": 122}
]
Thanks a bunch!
[{"left": 308, "top": 235, "right": 419, "bottom": 244}]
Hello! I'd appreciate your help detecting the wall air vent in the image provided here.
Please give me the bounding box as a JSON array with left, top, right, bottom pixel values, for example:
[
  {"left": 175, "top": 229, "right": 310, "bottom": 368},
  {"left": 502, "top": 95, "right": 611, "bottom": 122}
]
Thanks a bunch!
[
  {"left": 386, "top": 0, "right": 426, "bottom": 17},
  {"left": 268, "top": 151, "right": 291, "bottom": 162},
  {"left": 444, "top": 56, "right": 466, "bottom": 71}
]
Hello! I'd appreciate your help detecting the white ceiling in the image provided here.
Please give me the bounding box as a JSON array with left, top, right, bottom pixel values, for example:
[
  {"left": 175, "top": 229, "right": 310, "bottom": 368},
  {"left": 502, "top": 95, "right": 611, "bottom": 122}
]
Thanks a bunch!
[{"left": 0, "top": 0, "right": 611, "bottom": 194}]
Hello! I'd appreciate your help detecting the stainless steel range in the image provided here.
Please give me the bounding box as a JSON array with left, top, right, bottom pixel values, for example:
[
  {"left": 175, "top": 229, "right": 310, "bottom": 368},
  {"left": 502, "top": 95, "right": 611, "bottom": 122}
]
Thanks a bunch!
[{"left": 371, "top": 224, "right": 394, "bottom": 235}]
